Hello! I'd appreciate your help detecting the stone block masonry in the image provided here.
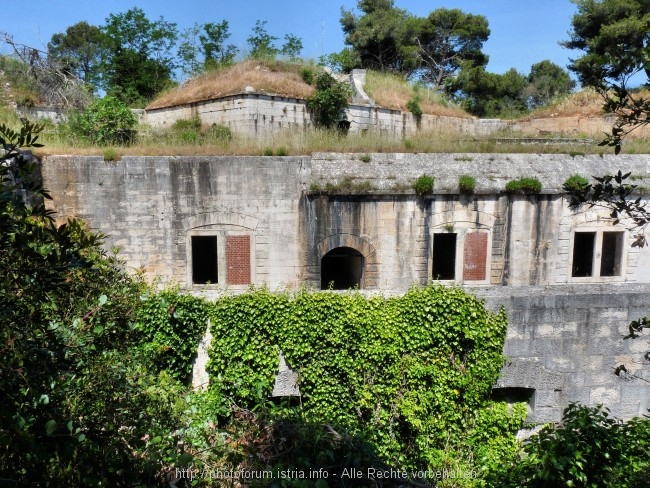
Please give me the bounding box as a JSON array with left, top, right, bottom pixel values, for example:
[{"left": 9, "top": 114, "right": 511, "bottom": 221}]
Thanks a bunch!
[{"left": 41, "top": 153, "right": 650, "bottom": 422}]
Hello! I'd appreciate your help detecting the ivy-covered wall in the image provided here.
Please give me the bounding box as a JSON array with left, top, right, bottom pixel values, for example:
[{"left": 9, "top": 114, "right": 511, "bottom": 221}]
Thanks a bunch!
[{"left": 206, "top": 285, "right": 526, "bottom": 473}]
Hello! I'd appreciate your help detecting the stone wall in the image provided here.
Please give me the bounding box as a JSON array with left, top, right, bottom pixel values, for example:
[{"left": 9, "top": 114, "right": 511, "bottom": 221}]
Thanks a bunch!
[{"left": 41, "top": 153, "right": 650, "bottom": 421}]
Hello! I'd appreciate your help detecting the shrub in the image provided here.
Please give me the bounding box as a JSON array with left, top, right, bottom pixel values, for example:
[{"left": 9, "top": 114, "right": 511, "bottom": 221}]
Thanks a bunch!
[
  {"left": 276, "top": 146, "right": 289, "bottom": 156},
  {"left": 505, "top": 177, "right": 542, "bottom": 194},
  {"left": 67, "top": 96, "right": 137, "bottom": 146},
  {"left": 563, "top": 174, "right": 590, "bottom": 192},
  {"left": 458, "top": 174, "right": 476, "bottom": 194},
  {"left": 413, "top": 174, "right": 435, "bottom": 195},
  {"left": 502, "top": 403, "right": 650, "bottom": 487},
  {"left": 406, "top": 96, "right": 423, "bottom": 118},
  {"left": 306, "top": 72, "right": 350, "bottom": 129},
  {"left": 300, "top": 67, "right": 315, "bottom": 85},
  {"left": 263, "top": 147, "right": 274, "bottom": 156}
]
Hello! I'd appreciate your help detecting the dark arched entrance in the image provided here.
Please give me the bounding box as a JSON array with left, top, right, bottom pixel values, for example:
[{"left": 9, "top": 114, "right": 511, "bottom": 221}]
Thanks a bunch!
[{"left": 321, "top": 247, "right": 364, "bottom": 290}]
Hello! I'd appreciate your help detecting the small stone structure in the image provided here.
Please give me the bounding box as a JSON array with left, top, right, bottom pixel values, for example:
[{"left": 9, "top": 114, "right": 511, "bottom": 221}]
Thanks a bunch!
[{"left": 41, "top": 152, "right": 650, "bottom": 422}]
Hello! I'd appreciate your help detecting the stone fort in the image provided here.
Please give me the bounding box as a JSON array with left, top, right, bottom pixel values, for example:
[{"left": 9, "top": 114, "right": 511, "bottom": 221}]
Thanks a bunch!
[{"left": 41, "top": 150, "right": 650, "bottom": 424}]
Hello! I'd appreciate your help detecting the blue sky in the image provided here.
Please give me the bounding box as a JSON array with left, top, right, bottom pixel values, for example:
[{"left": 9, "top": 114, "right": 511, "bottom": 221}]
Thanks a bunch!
[{"left": 3, "top": 0, "right": 580, "bottom": 77}]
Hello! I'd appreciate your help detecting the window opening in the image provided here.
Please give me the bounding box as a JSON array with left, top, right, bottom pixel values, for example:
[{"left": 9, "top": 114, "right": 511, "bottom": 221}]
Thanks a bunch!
[
  {"left": 191, "top": 235, "right": 218, "bottom": 284},
  {"left": 321, "top": 247, "right": 364, "bottom": 290},
  {"left": 600, "top": 231, "right": 623, "bottom": 277},
  {"left": 432, "top": 233, "right": 457, "bottom": 280},
  {"left": 571, "top": 232, "right": 595, "bottom": 277}
]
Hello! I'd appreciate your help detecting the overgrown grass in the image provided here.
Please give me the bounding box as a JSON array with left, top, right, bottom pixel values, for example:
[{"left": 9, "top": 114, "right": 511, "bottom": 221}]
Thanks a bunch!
[
  {"left": 363, "top": 70, "right": 468, "bottom": 117},
  {"left": 33, "top": 123, "right": 650, "bottom": 157}
]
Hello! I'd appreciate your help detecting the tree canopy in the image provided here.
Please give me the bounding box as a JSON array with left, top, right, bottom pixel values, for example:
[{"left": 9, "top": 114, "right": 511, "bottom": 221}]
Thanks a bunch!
[
  {"left": 563, "top": 0, "right": 650, "bottom": 88},
  {"left": 563, "top": 0, "right": 650, "bottom": 150},
  {"left": 415, "top": 8, "right": 490, "bottom": 89},
  {"left": 47, "top": 21, "right": 104, "bottom": 87},
  {"left": 340, "top": 1, "right": 490, "bottom": 89}
]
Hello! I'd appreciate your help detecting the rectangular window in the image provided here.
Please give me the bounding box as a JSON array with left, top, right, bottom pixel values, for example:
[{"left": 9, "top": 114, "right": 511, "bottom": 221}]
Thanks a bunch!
[
  {"left": 572, "top": 232, "right": 595, "bottom": 277},
  {"left": 571, "top": 230, "right": 624, "bottom": 278},
  {"left": 432, "top": 233, "right": 457, "bottom": 280},
  {"left": 191, "top": 235, "right": 218, "bottom": 284},
  {"left": 600, "top": 231, "right": 624, "bottom": 277}
]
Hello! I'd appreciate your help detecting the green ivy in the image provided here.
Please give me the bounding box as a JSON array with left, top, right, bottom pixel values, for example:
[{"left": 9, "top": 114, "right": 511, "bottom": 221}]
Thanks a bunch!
[
  {"left": 136, "top": 290, "right": 211, "bottom": 382},
  {"left": 207, "top": 285, "right": 525, "bottom": 475}
]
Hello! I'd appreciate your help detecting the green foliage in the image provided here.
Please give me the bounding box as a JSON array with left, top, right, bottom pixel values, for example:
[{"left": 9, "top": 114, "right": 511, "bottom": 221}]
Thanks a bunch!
[
  {"left": 300, "top": 67, "right": 315, "bottom": 85},
  {"left": 416, "top": 8, "right": 491, "bottom": 89},
  {"left": 504, "top": 177, "right": 542, "bottom": 194},
  {"left": 458, "top": 174, "right": 476, "bottom": 194},
  {"left": 448, "top": 65, "right": 528, "bottom": 117},
  {"left": 102, "top": 147, "right": 119, "bottom": 161},
  {"left": 136, "top": 291, "right": 211, "bottom": 383},
  {"left": 526, "top": 60, "right": 576, "bottom": 108},
  {"left": 101, "top": 8, "right": 178, "bottom": 106},
  {"left": 406, "top": 96, "right": 423, "bottom": 118},
  {"left": 341, "top": 2, "right": 489, "bottom": 86},
  {"left": 47, "top": 21, "right": 104, "bottom": 87},
  {"left": 247, "top": 20, "right": 280, "bottom": 60},
  {"left": 281, "top": 34, "right": 303, "bottom": 60},
  {"left": 164, "top": 117, "right": 232, "bottom": 146},
  {"left": 562, "top": 174, "right": 590, "bottom": 193},
  {"left": 414, "top": 174, "right": 435, "bottom": 195},
  {"left": 67, "top": 96, "right": 137, "bottom": 145},
  {"left": 306, "top": 72, "right": 350, "bottom": 129},
  {"left": 563, "top": 0, "right": 650, "bottom": 150},
  {"left": 563, "top": 0, "right": 650, "bottom": 88},
  {"left": 207, "top": 285, "right": 522, "bottom": 474},
  {"left": 502, "top": 403, "right": 650, "bottom": 487},
  {"left": 319, "top": 47, "right": 361, "bottom": 73},
  {"left": 0, "top": 119, "right": 185, "bottom": 485}
]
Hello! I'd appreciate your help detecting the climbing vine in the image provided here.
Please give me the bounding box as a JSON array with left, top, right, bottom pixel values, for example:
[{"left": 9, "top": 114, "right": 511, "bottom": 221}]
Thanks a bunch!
[
  {"left": 136, "top": 290, "right": 211, "bottom": 382},
  {"left": 207, "top": 285, "right": 525, "bottom": 477}
]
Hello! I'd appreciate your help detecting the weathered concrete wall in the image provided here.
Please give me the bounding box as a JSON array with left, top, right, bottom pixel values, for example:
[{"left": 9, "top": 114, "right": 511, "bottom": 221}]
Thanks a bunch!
[
  {"left": 477, "top": 283, "right": 650, "bottom": 422},
  {"left": 43, "top": 155, "right": 310, "bottom": 288},
  {"left": 41, "top": 153, "right": 650, "bottom": 421}
]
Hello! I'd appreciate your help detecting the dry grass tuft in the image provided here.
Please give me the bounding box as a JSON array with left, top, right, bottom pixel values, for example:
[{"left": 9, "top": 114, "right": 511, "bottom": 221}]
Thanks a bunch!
[
  {"left": 147, "top": 60, "right": 317, "bottom": 109},
  {"left": 363, "top": 70, "right": 471, "bottom": 118},
  {"left": 527, "top": 89, "right": 606, "bottom": 119}
]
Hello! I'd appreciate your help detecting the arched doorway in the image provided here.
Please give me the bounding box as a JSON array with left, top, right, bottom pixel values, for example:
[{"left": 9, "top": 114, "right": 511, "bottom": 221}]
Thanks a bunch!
[{"left": 321, "top": 247, "right": 364, "bottom": 290}]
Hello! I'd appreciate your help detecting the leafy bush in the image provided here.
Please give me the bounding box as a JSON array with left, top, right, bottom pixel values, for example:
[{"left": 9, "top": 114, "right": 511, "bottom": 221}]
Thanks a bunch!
[
  {"left": 406, "top": 96, "right": 423, "bottom": 118},
  {"left": 300, "top": 67, "right": 315, "bottom": 85},
  {"left": 0, "top": 120, "right": 185, "bottom": 485},
  {"left": 563, "top": 174, "right": 590, "bottom": 193},
  {"left": 414, "top": 174, "right": 435, "bottom": 195},
  {"left": 306, "top": 72, "right": 350, "bottom": 129},
  {"left": 459, "top": 174, "right": 476, "bottom": 194},
  {"left": 502, "top": 403, "right": 650, "bottom": 487},
  {"left": 67, "top": 96, "right": 137, "bottom": 145},
  {"left": 504, "top": 177, "right": 542, "bottom": 194}
]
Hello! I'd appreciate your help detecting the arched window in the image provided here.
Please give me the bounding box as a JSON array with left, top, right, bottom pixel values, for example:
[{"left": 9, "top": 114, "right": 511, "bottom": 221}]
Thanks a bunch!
[{"left": 321, "top": 247, "right": 364, "bottom": 290}]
